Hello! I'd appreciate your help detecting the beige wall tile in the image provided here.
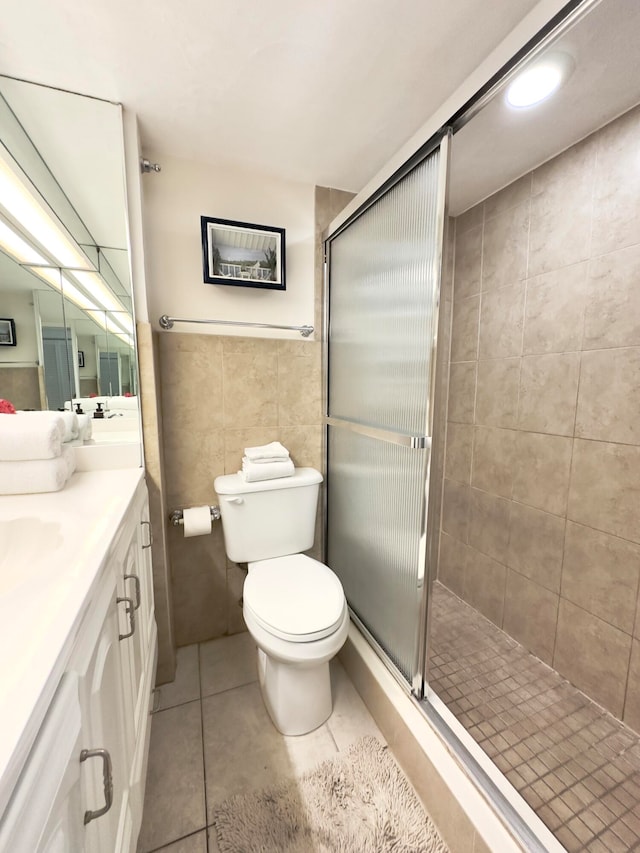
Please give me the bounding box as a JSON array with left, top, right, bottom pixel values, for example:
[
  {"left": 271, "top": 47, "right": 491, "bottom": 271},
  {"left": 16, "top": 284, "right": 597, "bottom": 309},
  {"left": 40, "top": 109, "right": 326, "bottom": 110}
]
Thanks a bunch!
[
  {"left": 450, "top": 295, "right": 480, "bottom": 362},
  {"left": 471, "top": 426, "right": 516, "bottom": 498},
  {"left": 456, "top": 202, "right": 483, "bottom": 234},
  {"left": 584, "top": 243, "right": 640, "bottom": 349},
  {"left": 464, "top": 549, "right": 506, "bottom": 627},
  {"left": 512, "top": 431, "right": 572, "bottom": 516},
  {"left": 517, "top": 352, "right": 580, "bottom": 436},
  {"left": 623, "top": 639, "right": 640, "bottom": 732},
  {"left": 277, "top": 341, "right": 322, "bottom": 425},
  {"left": 484, "top": 173, "right": 532, "bottom": 221},
  {"left": 475, "top": 358, "right": 520, "bottom": 428},
  {"left": 278, "top": 426, "right": 323, "bottom": 471},
  {"left": 568, "top": 439, "right": 640, "bottom": 544},
  {"left": 159, "top": 333, "right": 224, "bottom": 430},
  {"left": 453, "top": 224, "right": 482, "bottom": 300},
  {"left": 448, "top": 362, "right": 476, "bottom": 424},
  {"left": 170, "top": 524, "right": 228, "bottom": 645},
  {"left": 523, "top": 262, "right": 588, "bottom": 355},
  {"left": 445, "top": 422, "right": 473, "bottom": 483},
  {"left": 554, "top": 599, "right": 631, "bottom": 718},
  {"left": 503, "top": 570, "right": 559, "bottom": 665},
  {"left": 222, "top": 351, "right": 278, "bottom": 428},
  {"left": 562, "top": 521, "right": 640, "bottom": 634},
  {"left": 468, "top": 488, "right": 510, "bottom": 564},
  {"left": 592, "top": 105, "right": 640, "bottom": 257},
  {"left": 165, "top": 426, "right": 224, "bottom": 509},
  {"left": 507, "top": 501, "right": 565, "bottom": 593},
  {"left": 438, "top": 532, "right": 469, "bottom": 597},
  {"left": 529, "top": 137, "right": 596, "bottom": 278},
  {"left": 226, "top": 562, "right": 247, "bottom": 635},
  {"left": 576, "top": 347, "right": 640, "bottom": 445},
  {"left": 478, "top": 283, "right": 525, "bottom": 359},
  {"left": 481, "top": 200, "right": 529, "bottom": 292},
  {"left": 442, "top": 479, "right": 470, "bottom": 542}
]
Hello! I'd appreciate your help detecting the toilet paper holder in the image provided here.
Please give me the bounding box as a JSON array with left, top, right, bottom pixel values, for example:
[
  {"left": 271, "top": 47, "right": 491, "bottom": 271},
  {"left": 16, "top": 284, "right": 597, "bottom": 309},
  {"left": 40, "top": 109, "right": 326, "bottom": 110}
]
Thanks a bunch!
[{"left": 169, "top": 505, "right": 221, "bottom": 527}]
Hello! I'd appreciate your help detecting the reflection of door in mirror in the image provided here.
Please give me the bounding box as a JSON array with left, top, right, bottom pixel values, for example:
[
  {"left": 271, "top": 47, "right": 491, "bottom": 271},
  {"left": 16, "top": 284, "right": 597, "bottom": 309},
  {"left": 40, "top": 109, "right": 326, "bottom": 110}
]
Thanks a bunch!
[
  {"left": 42, "top": 326, "right": 74, "bottom": 410},
  {"left": 0, "top": 75, "right": 141, "bottom": 443}
]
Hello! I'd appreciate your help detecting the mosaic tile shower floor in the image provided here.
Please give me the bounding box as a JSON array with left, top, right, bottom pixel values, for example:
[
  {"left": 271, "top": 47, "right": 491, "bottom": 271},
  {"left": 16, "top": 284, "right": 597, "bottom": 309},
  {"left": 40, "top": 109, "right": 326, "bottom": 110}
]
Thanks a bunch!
[{"left": 428, "top": 582, "right": 640, "bottom": 852}]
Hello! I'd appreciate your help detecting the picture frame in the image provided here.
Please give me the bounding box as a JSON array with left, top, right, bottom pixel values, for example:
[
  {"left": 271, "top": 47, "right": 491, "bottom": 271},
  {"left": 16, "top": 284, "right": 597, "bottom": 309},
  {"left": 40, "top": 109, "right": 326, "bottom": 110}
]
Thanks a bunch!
[
  {"left": 78, "top": 350, "right": 85, "bottom": 368},
  {"left": 201, "top": 216, "right": 286, "bottom": 290},
  {"left": 0, "top": 318, "right": 16, "bottom": 346}
]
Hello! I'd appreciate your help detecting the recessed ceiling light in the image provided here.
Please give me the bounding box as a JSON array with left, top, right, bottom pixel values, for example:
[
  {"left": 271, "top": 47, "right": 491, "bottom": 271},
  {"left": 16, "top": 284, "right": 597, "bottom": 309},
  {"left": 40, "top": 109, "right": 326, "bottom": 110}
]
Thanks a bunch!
[{"left": 506, "top": 54, "right": 572, "bottom": 109}]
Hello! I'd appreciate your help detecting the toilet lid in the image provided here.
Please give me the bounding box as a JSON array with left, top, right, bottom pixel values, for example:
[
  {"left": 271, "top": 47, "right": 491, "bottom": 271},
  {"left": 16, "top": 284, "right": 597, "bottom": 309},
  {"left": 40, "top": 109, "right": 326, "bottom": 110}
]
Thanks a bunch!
[{"left": 244, "top": 554, "right": 346, "bottom": 642}]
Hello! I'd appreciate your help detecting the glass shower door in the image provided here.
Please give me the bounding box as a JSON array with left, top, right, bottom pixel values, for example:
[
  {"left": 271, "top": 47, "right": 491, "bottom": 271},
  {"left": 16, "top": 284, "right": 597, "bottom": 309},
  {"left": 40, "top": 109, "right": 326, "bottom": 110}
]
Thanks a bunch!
[{"left": 325, "top": 136, "right": 449, "bottom": 692}]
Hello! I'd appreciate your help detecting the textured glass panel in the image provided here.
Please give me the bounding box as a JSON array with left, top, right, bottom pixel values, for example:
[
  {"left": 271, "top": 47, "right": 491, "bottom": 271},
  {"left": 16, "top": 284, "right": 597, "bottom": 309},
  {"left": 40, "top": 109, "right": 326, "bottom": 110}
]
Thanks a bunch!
[
  {"left": 328, "top": 150, "right": 441, "bottom": 436},
  {"left": 327, "top": 426, "right": 428, "bottom": 681}
]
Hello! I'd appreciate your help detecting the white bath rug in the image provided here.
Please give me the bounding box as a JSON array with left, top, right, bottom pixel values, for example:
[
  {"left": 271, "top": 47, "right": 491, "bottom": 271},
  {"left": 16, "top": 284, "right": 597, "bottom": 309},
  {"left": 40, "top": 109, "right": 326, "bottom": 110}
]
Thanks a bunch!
[{"left": 212, "top": 735, "right": 449, "bottom": 852}]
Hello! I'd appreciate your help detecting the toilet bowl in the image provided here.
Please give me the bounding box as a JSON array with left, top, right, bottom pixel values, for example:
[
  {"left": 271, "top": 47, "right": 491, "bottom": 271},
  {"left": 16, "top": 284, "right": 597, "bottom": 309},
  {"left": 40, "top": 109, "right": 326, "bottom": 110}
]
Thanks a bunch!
[
  {"left": 213, "top": 468, "right": 349, "bottom": 736},
  {"left": 243, "top": 553, "right": 349, "bottom": 735}
]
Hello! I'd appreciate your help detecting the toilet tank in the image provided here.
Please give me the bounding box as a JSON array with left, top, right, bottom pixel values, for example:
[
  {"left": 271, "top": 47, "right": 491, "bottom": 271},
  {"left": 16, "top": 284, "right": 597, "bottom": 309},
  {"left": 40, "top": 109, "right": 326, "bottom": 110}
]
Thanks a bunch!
[{"left": 213, "top": 467, "right": 323, "bottom": 563}]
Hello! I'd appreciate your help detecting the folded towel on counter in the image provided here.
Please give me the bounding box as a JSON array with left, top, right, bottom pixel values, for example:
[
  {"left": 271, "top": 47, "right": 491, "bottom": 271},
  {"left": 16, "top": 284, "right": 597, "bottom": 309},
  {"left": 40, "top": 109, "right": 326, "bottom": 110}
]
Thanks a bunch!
[
  {"left": 240, "top": 456, "right": 295, "bottom": 482},
  {"left": 0, "top": 411, "right": 65, "bottom": 461},
  {"left": 0, "top": 445, "right": 75, "bottom": 494},
  {"left": 244, "top": 441, "right": 290, "bottom": 462}
]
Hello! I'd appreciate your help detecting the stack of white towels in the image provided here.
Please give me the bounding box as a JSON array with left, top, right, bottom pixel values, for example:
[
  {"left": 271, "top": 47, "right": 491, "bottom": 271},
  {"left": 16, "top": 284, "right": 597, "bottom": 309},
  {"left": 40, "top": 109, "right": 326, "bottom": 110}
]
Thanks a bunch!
[
  {"left": 0, "top": 410, "right": 87, "bottom": 494},
  {"left": 240, "top": 441, "right": 294, "bottom": 482}
]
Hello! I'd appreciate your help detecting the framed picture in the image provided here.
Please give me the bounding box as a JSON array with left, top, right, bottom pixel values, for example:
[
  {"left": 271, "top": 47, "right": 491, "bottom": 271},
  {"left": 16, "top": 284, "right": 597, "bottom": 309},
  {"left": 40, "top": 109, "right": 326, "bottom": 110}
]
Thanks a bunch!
[
  {"left": 78, "top": 350, "right": 85, "bottom": 368},
  {"left": 0, "top": 318, "right": 16, "bottom": 346},
  {"left": 201, "top": 216, "right": 286, "bottom": 290}
]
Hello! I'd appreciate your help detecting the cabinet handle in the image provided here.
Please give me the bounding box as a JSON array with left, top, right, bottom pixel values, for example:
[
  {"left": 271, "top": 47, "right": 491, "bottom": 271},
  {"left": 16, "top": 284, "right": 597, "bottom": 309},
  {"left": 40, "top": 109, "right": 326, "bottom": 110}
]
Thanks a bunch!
[
  {"left": 79, "top": 748, "right": 113, "bottom": 824},
  {"left": 117, "top": 595, "right": 136, "bottom": 640},
  {"left": 141, "top": 520, "right": 152, "bottom": 549},
  {"left": 124, "top": 573, "right": 141, "bottom": 611}
]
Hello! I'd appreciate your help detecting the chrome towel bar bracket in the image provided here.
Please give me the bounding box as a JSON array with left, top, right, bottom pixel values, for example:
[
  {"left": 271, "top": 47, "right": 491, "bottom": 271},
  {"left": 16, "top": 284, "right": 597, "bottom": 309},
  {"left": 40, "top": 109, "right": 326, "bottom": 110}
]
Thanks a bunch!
[
  {"left": 159, "top": 315, "right": 313, "bottom": 337},
  {"left": 169, "top": 506, "right": 221, "bottom": 527}
]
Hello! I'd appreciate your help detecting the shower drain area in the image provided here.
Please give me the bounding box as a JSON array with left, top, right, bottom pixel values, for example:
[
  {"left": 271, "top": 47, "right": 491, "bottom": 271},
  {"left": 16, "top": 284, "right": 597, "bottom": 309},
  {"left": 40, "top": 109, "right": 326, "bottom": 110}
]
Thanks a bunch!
[{"left": 428, "top": 582, "right": 640, "bottom": 853}]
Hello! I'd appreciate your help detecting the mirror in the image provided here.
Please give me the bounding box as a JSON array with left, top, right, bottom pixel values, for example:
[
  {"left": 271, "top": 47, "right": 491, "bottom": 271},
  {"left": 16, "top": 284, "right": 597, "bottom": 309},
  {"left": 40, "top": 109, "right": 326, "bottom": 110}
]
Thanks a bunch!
[{"left": 0, "top": 75, "right": 140, "bottom": 444}]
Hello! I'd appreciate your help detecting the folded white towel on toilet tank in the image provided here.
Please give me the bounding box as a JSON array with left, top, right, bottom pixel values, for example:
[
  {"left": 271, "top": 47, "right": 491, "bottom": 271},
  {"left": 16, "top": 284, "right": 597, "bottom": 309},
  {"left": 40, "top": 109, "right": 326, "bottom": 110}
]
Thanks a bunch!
[
  {"left": 240, "top": 456, "right": 295, "bottom": 482},
  {"left": 0, "top": 411, "right": 66, "bottom": 461},
  {"left": 243, "top": 441, "right": 290, "bottom": 462},
  {"left": 0, "top": 445, "right": 75, "bottom": 494}
]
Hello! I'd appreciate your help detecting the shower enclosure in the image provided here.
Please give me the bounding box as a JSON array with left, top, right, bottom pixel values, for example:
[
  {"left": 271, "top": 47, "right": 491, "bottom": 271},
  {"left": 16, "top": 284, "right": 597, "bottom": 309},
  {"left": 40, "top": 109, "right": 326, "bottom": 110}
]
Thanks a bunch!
[
  {"left": 325, "top": 137, "right": 449, "bottom": 695},
  {"left": 323, "top": 1, "right": 640, "bottom": 850}
]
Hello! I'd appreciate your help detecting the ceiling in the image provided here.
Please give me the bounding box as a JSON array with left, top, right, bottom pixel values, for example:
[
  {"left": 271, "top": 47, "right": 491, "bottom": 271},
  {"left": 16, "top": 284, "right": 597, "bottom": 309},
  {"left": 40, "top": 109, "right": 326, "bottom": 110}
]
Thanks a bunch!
[
  {"left": 449, "top": 0, "right": 640, "bottom": 213},
  {"left": 0, "top": 0, "right": 545, "bottom": 192}
]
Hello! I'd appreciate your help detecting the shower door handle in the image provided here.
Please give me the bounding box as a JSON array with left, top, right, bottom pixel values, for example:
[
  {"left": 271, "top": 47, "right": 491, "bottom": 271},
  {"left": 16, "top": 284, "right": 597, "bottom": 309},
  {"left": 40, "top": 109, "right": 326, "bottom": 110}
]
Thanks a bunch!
[{"left": 325, "top": 417, "right": 431, "bottom": 450}]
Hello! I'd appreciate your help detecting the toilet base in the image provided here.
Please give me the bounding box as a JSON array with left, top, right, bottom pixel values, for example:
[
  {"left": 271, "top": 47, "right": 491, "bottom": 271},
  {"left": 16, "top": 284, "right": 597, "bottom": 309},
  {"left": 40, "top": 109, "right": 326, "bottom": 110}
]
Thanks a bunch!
[{"left": 257, "top": 648, "right": 332, "bottom": 736}]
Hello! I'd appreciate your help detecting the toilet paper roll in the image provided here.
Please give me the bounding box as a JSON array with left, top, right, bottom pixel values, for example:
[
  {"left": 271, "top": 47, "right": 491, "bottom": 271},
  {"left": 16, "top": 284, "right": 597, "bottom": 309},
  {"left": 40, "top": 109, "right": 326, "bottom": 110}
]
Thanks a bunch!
[{"left": 182, "top": 505, "right": 212, "bottom": 537}]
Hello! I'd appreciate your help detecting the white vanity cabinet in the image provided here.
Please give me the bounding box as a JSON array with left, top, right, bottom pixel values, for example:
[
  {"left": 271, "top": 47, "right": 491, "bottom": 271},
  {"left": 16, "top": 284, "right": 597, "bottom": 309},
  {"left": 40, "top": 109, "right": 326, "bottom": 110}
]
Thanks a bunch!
[{"left": 0, "top": 472, "right": 157, "bottom": 853}]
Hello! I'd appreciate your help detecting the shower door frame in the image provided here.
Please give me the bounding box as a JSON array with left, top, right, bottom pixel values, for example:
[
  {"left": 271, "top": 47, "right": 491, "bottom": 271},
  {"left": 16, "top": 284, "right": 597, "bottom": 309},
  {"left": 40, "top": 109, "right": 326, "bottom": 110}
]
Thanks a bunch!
[{"left": 322, "top": 130, "right": 452, "bottom": 699}]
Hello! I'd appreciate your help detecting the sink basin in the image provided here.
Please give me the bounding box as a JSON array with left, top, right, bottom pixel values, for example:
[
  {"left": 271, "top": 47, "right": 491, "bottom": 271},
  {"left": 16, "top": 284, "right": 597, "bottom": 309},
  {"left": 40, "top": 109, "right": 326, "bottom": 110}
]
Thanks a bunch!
[{"left": 0, "top": 518, "right": 64, "bottom": 597}]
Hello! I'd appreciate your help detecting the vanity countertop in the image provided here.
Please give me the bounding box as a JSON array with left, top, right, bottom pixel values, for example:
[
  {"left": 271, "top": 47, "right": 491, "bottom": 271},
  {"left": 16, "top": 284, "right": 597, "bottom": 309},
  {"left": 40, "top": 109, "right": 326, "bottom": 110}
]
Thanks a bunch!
[{"left": 0, "top": 467, "right": 145, "bottom": 817}]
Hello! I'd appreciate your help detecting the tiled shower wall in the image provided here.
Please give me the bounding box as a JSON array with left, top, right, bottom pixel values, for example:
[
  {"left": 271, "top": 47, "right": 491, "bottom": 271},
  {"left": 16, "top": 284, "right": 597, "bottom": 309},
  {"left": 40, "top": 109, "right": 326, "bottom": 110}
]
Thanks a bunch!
[{"left": 439, "top": 103, "right": 640, "bottom": 726}]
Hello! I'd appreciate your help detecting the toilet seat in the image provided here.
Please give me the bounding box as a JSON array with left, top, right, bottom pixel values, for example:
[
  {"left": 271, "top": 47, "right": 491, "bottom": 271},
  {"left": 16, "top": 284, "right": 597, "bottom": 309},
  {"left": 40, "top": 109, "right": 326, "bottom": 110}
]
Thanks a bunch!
[{"left": 244, "top": 554, "right": 346, "bottom": 643}]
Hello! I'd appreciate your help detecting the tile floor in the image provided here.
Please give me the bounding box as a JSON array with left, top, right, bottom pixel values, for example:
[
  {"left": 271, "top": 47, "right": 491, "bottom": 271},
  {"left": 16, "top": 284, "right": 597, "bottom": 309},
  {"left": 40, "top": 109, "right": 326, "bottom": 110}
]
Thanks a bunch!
[
  {"left": 428, "top": 581, "right": 640, "bottom": 853},
  {"left": 137, "top": 632, "right": 384, "bottom": 852}
]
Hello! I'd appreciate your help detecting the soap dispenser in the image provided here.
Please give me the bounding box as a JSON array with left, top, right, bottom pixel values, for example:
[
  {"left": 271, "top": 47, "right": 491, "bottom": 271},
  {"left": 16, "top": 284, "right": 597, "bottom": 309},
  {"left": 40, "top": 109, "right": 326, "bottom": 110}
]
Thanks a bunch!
[
  {"left": 74, "top": 402, "right": 84, "bottom": 415},
  {"left": 93, "top": 402, "right": 105, "bottom": 419}
]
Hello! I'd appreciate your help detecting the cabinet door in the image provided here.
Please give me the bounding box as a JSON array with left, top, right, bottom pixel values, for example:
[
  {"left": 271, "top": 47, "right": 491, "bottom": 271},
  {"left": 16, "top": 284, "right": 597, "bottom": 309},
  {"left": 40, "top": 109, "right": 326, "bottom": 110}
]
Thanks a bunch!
[
  {"left": 79, "top": 573, "right": 133, "bottom": 853},
  {"left": 116, "top": 491, "right": 156, "bottom": 835},
  {"left": 0, "top": 675, "right": 84, "bottom": 853}
]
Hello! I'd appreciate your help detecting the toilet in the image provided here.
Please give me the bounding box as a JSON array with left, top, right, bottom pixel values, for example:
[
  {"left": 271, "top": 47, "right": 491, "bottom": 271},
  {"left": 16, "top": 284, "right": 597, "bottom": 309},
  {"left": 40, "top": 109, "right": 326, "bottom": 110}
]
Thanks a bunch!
[{"left": 214, "top": 467, "right": 349, "bottom": 736}]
